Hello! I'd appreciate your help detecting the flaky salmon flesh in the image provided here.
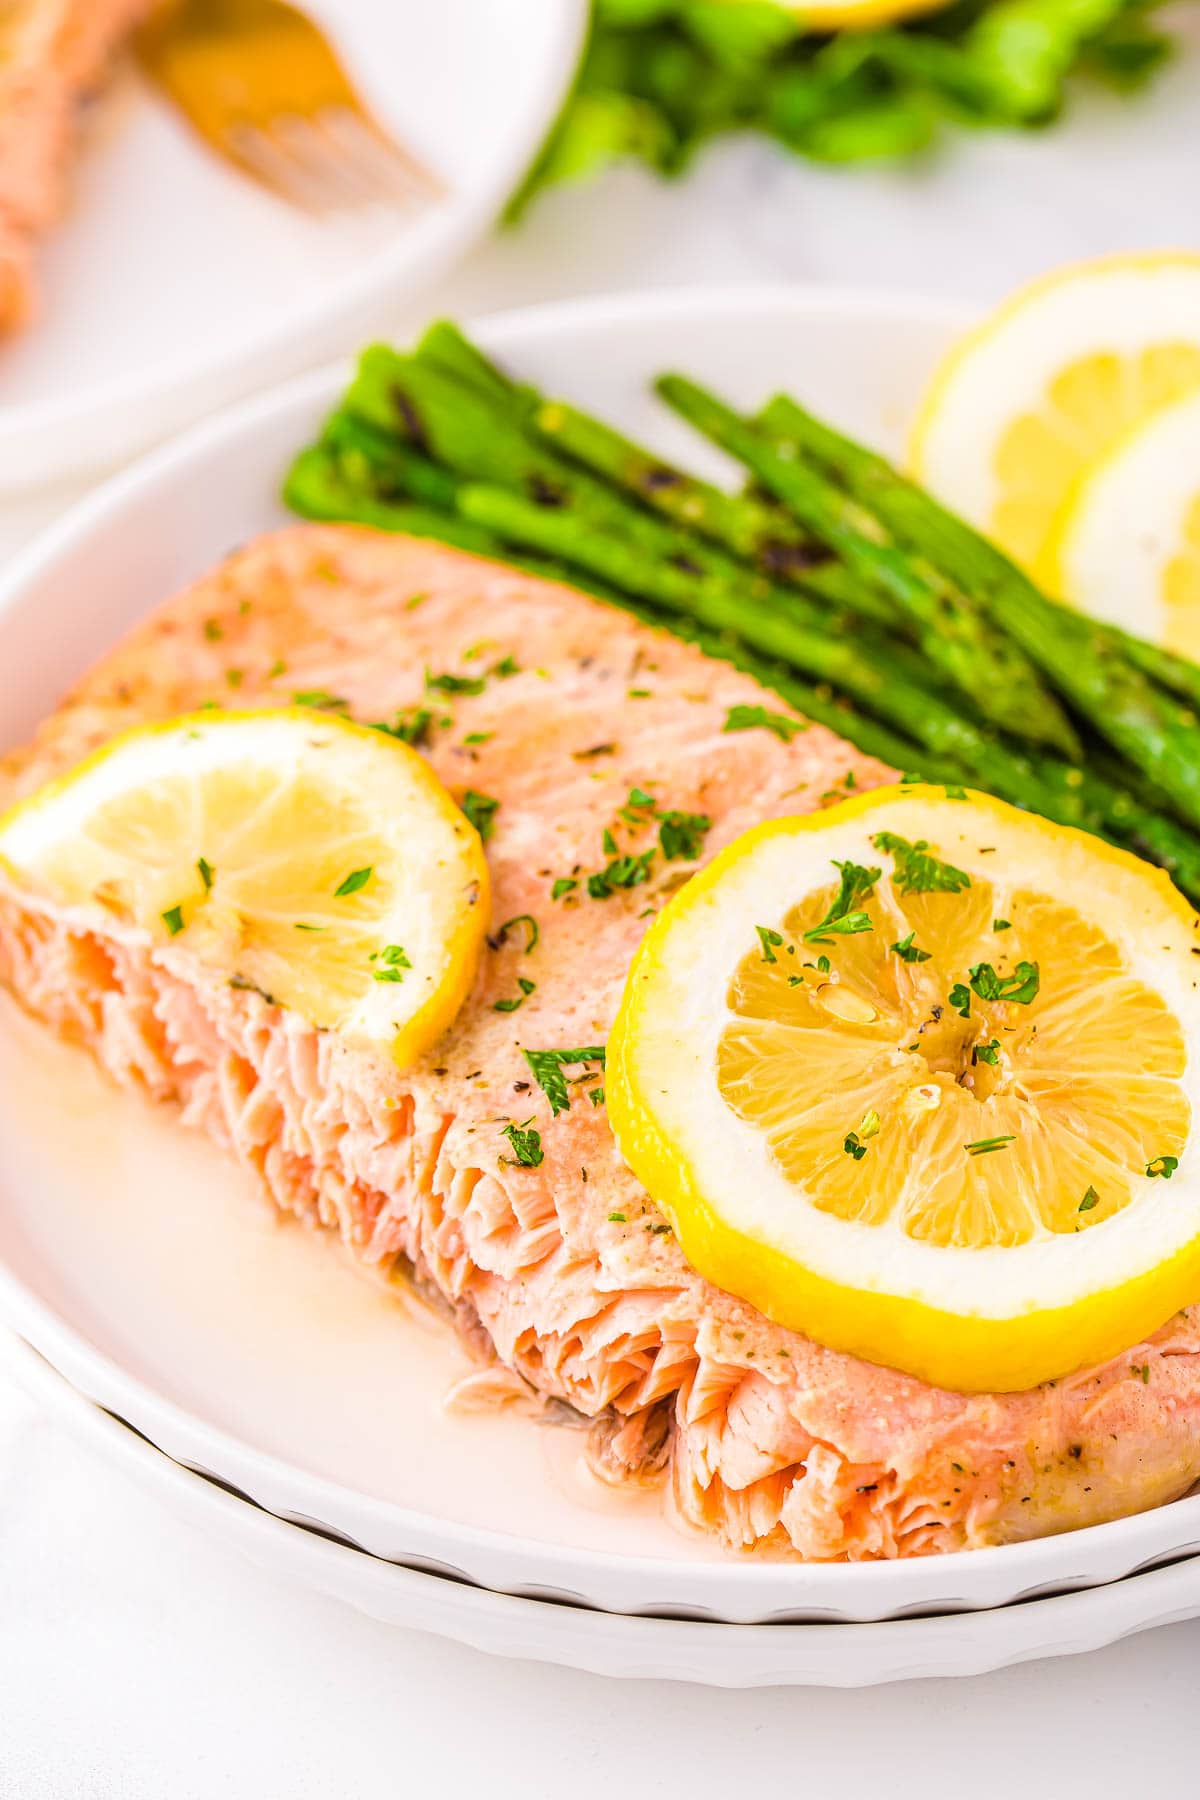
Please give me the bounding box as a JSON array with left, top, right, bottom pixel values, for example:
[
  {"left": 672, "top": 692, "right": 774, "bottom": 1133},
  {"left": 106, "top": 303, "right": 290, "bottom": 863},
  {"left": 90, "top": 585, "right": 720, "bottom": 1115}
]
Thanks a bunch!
[
  {"left": 2, "top": 525, "right": 1199, "bottom": 1561},
  {"left": 0, "top": 0, "right": 150, "bottom": 331}
]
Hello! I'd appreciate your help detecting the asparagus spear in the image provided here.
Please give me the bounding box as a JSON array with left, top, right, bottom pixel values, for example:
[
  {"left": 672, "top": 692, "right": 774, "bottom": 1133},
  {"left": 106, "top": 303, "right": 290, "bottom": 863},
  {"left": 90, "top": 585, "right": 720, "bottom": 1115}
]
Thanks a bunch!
[
  {"left": 758, "top": 390, "right": 1200, "bottom": 709},
  {"left": 454, "top": 479, "right": 1101, "bottom": 829},
  {"left": 753, "top": 390, "right": 1200, "bottom": 823},
  {"left": 654, "top": 373, "right": 1082, "bottom": 759},
  {"left": 283, "top": 446, "right": 500, "bottom": 555}
]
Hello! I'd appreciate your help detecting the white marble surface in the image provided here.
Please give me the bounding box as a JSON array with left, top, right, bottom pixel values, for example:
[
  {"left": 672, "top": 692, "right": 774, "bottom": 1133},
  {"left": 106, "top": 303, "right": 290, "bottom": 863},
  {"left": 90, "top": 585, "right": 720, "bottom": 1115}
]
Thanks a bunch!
[{"left": 5, "top": 14, "right": 1200, "bottom": 1792}]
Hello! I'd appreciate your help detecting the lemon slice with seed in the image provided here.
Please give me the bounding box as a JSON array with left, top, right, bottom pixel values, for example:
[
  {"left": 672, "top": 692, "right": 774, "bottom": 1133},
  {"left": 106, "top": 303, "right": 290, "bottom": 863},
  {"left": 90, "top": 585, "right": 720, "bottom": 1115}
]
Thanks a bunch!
[
  {"left": 609, "top": 786, "right": 1200, "bottom": 1392},
  {"left": 0, "top": 710, "right": 489, "bottom": 1064},
  {"left": 911, "top": 252, "right": 1200, "bottom": 575}
]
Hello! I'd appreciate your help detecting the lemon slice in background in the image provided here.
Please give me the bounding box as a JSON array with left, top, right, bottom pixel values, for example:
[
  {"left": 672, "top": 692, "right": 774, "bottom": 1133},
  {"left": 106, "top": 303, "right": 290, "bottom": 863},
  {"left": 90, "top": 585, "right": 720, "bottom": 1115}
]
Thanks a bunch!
[
  {"left": 911, "top": 252, "right": 1200, "bottom": 575},
  {"left": 773, "top": 0, "right": 954, "bottom": 27},
  {"left": 609, "top": 786, "right": 1200, "bottom": 1393},
  {"left": 1041, "top": 388, "right": 1200, "bottom": 661},
  {"left": 0, "top": 710, "right": 490, "bottom": 1064}
]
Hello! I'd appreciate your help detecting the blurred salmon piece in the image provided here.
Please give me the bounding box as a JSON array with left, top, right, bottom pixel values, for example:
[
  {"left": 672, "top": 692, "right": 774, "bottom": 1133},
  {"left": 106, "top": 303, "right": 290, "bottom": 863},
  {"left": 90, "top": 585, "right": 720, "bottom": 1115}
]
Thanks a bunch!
[{"left": 0, "top": 0, "right": 151, "bottom": 331}]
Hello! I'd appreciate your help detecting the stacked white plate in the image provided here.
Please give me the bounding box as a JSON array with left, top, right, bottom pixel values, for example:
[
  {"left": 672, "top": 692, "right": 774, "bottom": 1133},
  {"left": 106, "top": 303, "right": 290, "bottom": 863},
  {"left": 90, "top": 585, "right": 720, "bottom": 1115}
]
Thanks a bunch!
[{"left": 3, "top": 289, "right": 1200, "bottom": 1685}]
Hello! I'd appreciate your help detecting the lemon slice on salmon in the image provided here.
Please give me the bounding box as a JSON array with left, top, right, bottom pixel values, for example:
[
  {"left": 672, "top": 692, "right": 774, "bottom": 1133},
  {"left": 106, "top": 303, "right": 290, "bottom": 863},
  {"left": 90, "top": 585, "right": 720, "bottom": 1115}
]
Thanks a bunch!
[
  {"left": 609, "top": 785, "right": 1200, "bottom": 1392},
  {"left": 0, "top": 710, "right": 490, "bottom": 1064},
  {"left": 1041, "top": 387, "right": 1200, "bottom": 661},
  {"left": 911, "top": 252, "right": 1200, "bottom": 575}
]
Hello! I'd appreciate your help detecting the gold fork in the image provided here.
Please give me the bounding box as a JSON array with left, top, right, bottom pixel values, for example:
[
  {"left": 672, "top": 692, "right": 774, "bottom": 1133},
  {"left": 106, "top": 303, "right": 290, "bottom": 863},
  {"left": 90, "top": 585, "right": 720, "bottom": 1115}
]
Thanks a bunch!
[{"left": 135, "top": 0, "right": 444, "bottom": 213}]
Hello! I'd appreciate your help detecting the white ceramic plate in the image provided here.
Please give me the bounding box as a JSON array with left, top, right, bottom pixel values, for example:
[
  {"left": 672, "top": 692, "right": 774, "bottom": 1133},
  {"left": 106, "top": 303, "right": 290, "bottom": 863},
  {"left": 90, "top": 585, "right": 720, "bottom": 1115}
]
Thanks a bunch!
[
  {"left": 0, "top": 0, "right": 585, "bottom": 491},
  {"left": 8, "top": 1331, "right": 1200, "bottom": 1688},
  {"left": 2, "top": 287, "right": 1200, "bottom": 1627}
]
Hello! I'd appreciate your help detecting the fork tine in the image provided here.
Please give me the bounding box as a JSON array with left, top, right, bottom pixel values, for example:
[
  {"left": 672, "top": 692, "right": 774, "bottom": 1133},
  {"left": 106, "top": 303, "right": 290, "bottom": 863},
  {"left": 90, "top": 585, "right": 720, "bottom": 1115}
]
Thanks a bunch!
[
  {"left": 224, "top": 122, "right": 343, "bottom": 215},
  {"left": 322, "top": 105, "right": 445, "bottom": 205},
  {"left": 273, "top": 114, "right": 385, "bottom": 210}
]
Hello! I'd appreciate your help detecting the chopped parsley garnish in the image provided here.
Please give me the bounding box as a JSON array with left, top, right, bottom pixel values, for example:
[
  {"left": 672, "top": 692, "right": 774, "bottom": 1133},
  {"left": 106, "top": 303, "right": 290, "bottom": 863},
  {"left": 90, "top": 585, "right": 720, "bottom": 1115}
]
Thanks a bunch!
[
  {"left": 500, "top": 1121, "right": 544, "bottom": 1168},
  {"left": 1133, "top": 1363, "right": 1151, "bottom": 1384},
  {"left": 587, "top": 850, "right": 654, "bottom": 899},
  {"left": 608, "top": 1212, "right": 627, "bottom": 1224},
  {"left": 948, "top": 982, "right": 972, "bottom": 1018},
  {"left": 944, "top": 785, "right": 968, "bottom": 800},
  {"left": 843, "top": 1132, "right": 868, "bottom": 1161},
  {"left": 756, "top": 925, "right": 784, "bottom": 963},
  {"left": 722, "top": 703, "right": 807, "bottom": 744},
  {"left": 225, "top": 668, "right": 244, "bottom": 689},
  {"left": 294, "top": 923, "right": 326, "bottom": 932},
  {"left": 873, "top": 832, "right": 970, "bottom": 896},
  {"left": 496, "top": 914, "right": 538, "bottom": 953},
  {"left": 372, "top": 944, "right": 411, "bottom": 984},
  {"left": 993, "top": 918, "right": 1012, "bottom": 932},
  {"left": 162, "top": 905, "right": 185, "bottom": 937},
  {"left": 426, "top": 668, "right": 486, "bottom": 697},
  {"left": 972, "top": 1039, "right": 1000, "bottom": 1067},
  {"left": 803, "top": 860, "right": 880, "bottom": 943},
  {"left": 522, "top": 1045, "right": 606, "bottom": 1117},
  {"left": 229, "top": 974, "right": 275, "bottom": 1004},
  {"left": 1146, "top": 1154, "right": 1179, "bottom": 1179},
  {"left": 494, "top": 977, "right": 536, "bottom": 1014},
  {"left": 197, "top": 857, "right": 214, "bottom": 892},
  {"left": 334, "top": 866, "right": 372, "bottom": 898},
  {"left": 463, "top": 731, "right": 493, "bottom": 746},
  {"left": 1079, "top": 1186, "right": 1100, "bottom": 1213},
  {"left": 551, "top": 878, "right": 578, "bottom": 900},
  {"left": 858, "top": 1109, "right": 881, "bottom": 1140},
  {"left": 656, "top": 809, "right": 711, "bottom": 862},
  {"left": 969, "top": 960, "right": 1040, "bottom": 1005},
  {"left": 373, "top": 706, "right": 434, "bottom": 747},
  {"left": 203, "top": 619, "right": 223, "bottom": 642},
  {"left": 462, "top": 790, "right": 500, "bottom": 841},
  {"left": 293, "top": 689, "right": 348, "bottom": 712},
  {"left": 589, "top": 1086, "right": 605, "bottom": 1107},
  {"left": 602, "top": 827, "right": 618, "bottom": 856},
  {"left": 490, "top": 654, "right": 520, "bottom": 678},
  {"left": 965, "top": 1135, "right": 1015, "bottom": 1156},
  {"left": 890, "top": 930, "right": 930, "bottom": 964}
]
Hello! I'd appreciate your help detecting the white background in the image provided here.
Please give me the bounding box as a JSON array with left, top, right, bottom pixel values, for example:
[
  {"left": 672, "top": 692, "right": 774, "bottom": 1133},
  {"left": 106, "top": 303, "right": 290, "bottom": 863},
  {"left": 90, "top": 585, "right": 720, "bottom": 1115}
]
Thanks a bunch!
[{"left": 4, "top": 10, "right": 1200, "bottom": 1792}]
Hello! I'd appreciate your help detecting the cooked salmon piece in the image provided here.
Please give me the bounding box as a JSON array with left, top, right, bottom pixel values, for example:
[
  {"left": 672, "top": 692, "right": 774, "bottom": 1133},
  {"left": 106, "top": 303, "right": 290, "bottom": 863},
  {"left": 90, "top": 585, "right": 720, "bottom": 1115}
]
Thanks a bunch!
[
  {"left": 2, "top": 525, "right": 1199, "bottom": 1561},
  {"left": 0, "top": 0, "right": 149, "bottom": 332}
]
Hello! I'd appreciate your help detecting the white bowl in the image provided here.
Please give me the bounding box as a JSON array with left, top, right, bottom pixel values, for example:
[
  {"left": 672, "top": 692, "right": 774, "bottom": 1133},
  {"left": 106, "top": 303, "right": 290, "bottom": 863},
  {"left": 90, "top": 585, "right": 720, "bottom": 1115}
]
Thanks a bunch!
[
  {"left": 0, "top": 0, "right": 586, "bottom": 490},
  {"left": 2, "top": 286, "right": 1199, "bottom": 1625}
]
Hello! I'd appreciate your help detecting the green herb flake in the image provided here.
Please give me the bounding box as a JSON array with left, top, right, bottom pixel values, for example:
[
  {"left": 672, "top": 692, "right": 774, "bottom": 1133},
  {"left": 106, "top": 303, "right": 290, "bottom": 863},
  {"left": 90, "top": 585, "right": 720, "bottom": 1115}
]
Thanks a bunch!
[
  {"left": 489, "top": 654, "right": 520, "bottom": 678},
  {"left": 944, "top": 785, "right": 968, "bottom": 800},
  {"left": 494, "top": 977, "right": 537, "bottom": 1014},
  {"left": 334, "top": 867, "right": 372, "bottom": 899},
  {"left": 993, "top": 918, "right": 1012, "bottom": 932},
  {"left": 969, "top": 960, "right": 1040, "bottom": 1005},
  {"left": 497, "top": 914, "right": 538, "bottom": 953},
  {"left": 843, "top": 1131, "right": 867, "bottom": 1161},
  {"left": 426, "top": 668, "right": 486, "bottom": 697},
  {"left": 803, "top": 860, "right": 880, "bottom": 942},
  {"left": 1146, "top": 1154, "right": 1179, "bottom": 1179},
  {"left": 607, "top": 1211, "right": 627, "bottom": 1224},
  {"left": 627, "top": 688, "right": 652, "bottom": 699},
  {"left": 858, "top": 1109, "right": 881, "bottom": 1140},
  {"left": 657, "top": 809, "right": 711, "bottom": 862},
  {"left": 723, "top": 703, "right": 806, "bottom": 744},
  {"left": 873, "top": 831, "right": 970, "bottom": 896},
  {"left": 602, "top": 827, "right": 619, "bottom": 856},
  {"left": 463, "top": 731, "right": 494, "bottom": 746},
  {"left": 756, "top": 925, "right": 785, "bottom": 963},
  {"left": 162, "top": 905, "right": 185, "bottom": 937},
  {"left": 293, "top": 689, "right": 348, "bottom": 712},
  {"left": 462, "top": 790, "right": 500, "bottom": 842},
  {"left": 972, "top": 1039, "right": 1000, "bottom": 1067},
  {"left": 522, "top": 1045, "right": 607, "bottom": 1117},
  {"left": 197, "top": 857, "right": 214, "bottom": 892},
  {"left": 588, "top": 850, "right": 654, "bottom": 900},
  {"left": 225, "top": 668, "right": 244, "bottom": 690},
  {"left": 373, "top": 706, "right": 435, "bottom": 747},
  {"left": 965, "top": 1135, "right": 1016, "bottom": 1156},
  {"left": 203, "top": 619, "right": 223, "bottom": 642},
  {"left": 500, "top": 1121, "right": 543, "bottom": 1168},
  {"left": 551, "top": 877, "right": 578, "bottom": 901},
  {"left": 1078, "top": 1186, "right": 1100, "bottom": 1213},
  {"left": 1133, "top": 1363, "right": 1151, "bottom": 1384},
  {"left": 948, "top": 983, "right": 972, "bottom": 1018},
  {"left": 890, "top": 930, "right": 931, "bottom": 964}
]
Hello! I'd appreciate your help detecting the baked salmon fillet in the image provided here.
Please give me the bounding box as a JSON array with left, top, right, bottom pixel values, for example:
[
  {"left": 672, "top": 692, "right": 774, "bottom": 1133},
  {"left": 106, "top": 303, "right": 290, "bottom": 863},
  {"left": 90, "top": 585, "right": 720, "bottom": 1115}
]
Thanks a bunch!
[
  {"left": 2, "top": 524, "right": 1199, "bottom": 1561},
  {"left": 0, "top": 0, "right": 149, "bottom": 331}
]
